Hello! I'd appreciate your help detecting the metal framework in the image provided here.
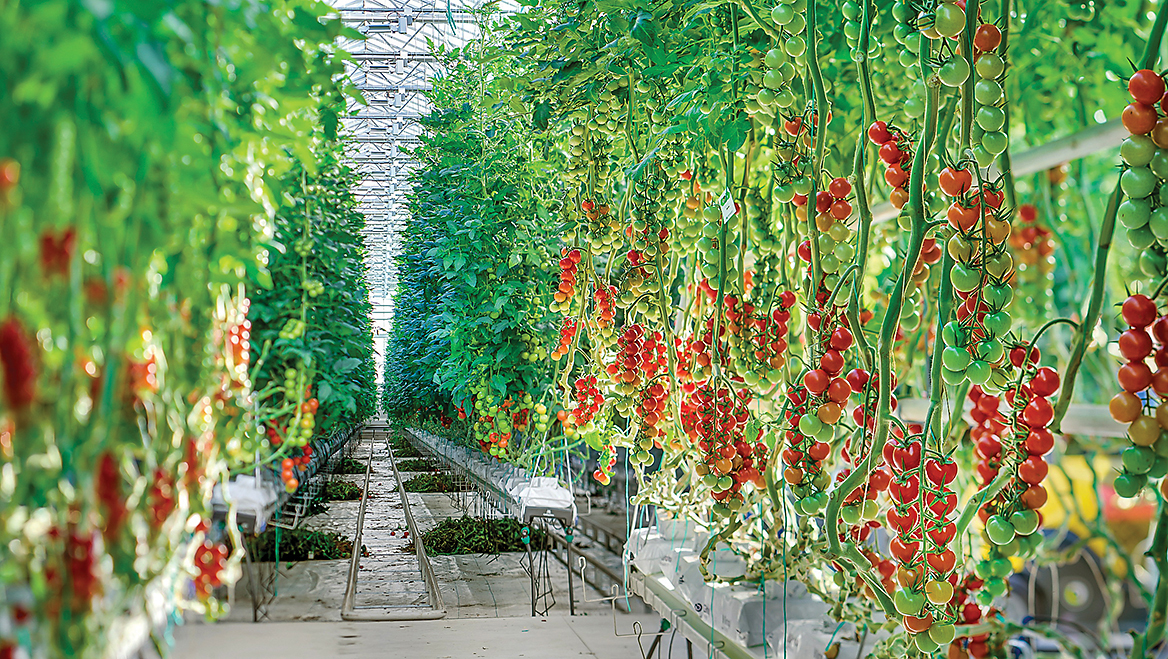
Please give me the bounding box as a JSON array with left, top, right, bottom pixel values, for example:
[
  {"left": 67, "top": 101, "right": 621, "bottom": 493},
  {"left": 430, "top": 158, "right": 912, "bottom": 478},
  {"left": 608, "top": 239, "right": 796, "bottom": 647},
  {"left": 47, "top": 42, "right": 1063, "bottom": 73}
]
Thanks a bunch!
[{"left": 329, "top": 0, "right": 488, "bottom": 378}]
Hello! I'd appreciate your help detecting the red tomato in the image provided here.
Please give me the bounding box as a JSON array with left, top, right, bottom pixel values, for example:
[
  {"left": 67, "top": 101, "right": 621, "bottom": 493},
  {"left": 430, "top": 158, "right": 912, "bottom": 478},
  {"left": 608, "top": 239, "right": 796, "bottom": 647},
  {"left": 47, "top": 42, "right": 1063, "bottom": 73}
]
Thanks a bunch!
[
  {"left": 1123, "top": 103, "right": 1158, "bottom": 135},
  {"left": 1025, "top": 428, "right": 1055, "bottom": 455},
  {"left": 803, "top": 369, "right": 830, "bottom": 394},
  {"left": 1129, "top": 69, "right": 1166, "bottom": 105},
  {"left": 820, "top": 349, "right": 845, "bottom": 375},
  {"left": 1120, "top": 328, "right": 1154, "bottom": 361},
  {"left": 1118, "top": 361, "right": 1154, "bottom": 392},
  {"left": 884, "top": 164, "right": 909, "bottom": 187},
  {"left": 867, "top": 120, "right": 892, "bottom": 145},
  {"left": 939, "top": 166, "right": 973, "bottom": 196},
  {"left": 1029, "top": 367, "right": 1060, "bottom": 397},
  {"left": 1123, "top": 294, "right": 1158, "bottom": 327},
  {"left": 829, "top": 177, "right": 852, "bottom": 198},
  {"left": 972, "top": 23, "right": 1001, "bottom": 51},
  {"left": 1018, "top": 455, "right": 1049, "bottom": 485}
]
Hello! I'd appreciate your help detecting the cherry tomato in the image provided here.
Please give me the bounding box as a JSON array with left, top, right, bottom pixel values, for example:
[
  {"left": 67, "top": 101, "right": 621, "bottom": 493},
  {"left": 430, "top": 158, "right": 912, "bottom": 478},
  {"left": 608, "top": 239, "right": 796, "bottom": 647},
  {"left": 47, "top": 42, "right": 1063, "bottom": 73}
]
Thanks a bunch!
[
  {"left": 938, "top": 166, "right": 973, "bottom": 196},
  {"left": 1118, "top": 361, "right": 1154, "bottom": 392},
  {"left": 1029, "top": 367, "right": 1060, "bottom": 397},
  {"left": 973, "top": 23, "right": 1001, "bottom": 51},
  {"left": 1122, "top": 294, "right": 1158, "bottom": 327},
  {"left": 1129, "top": 69, "right": 1166, "bottom": 105},
  {"left": 1018, "top": 455, "right": 1049, "bottom": 485},
  {"left": 1118, "top": 329, "right": 1153, "bottom": 361},
  {"left": 1123, "top": 103, "right": 1158, "bottom": 135}
]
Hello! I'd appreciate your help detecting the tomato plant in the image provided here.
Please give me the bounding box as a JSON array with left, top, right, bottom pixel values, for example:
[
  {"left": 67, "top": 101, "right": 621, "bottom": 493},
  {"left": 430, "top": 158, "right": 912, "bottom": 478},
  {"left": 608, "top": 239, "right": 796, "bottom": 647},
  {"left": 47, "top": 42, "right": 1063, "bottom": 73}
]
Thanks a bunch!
[
  {"left": 383, "top": 0, "right": 1168, "bottom": 657},
  {"left": 0, "top": 1, "right": 360, "bottom": 656}
]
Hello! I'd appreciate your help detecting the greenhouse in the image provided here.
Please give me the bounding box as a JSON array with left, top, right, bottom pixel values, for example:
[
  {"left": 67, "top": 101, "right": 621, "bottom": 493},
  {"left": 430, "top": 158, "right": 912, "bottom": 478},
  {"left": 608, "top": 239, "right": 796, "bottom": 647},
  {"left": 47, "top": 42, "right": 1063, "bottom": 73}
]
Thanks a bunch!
[{"left": 2, "top": 0, "right": 1168, "bottom": 657}]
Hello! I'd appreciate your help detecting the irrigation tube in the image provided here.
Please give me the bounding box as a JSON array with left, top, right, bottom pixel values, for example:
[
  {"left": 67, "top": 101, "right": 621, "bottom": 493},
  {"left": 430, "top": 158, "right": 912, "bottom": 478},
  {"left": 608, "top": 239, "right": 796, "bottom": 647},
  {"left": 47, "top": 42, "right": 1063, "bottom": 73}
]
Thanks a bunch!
[{"left": 341, "top": 426, "right": 447, "bottom": 621}]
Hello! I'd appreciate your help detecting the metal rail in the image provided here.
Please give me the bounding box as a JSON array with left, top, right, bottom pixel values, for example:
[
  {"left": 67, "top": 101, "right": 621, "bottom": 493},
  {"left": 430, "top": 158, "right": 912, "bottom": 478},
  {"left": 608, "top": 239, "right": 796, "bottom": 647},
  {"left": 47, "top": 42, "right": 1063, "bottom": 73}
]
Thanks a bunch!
[{"left": 341, "top": 426, "right": 446, "bottom": 620}]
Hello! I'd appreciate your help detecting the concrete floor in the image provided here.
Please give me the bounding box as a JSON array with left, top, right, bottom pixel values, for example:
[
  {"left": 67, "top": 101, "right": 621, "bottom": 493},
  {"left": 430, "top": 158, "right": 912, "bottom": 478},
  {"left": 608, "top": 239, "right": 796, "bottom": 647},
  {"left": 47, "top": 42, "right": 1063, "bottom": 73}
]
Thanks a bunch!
[{"left": 173, "top": 612, "right": 695, "bottom": 659}]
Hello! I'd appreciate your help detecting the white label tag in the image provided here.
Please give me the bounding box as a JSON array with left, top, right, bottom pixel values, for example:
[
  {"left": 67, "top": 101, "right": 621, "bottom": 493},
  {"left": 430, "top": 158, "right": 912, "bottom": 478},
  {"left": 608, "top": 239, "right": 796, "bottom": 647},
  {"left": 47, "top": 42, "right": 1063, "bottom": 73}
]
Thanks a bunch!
[{"left": 718, "top": 190, "right": 737, "bottom": 220}]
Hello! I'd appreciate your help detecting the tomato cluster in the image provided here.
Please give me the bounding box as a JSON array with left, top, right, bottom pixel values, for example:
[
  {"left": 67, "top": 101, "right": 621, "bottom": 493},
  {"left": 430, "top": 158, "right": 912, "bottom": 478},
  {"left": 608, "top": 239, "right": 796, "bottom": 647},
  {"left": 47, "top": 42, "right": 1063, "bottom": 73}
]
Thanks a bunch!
[
  {"left": 552, "top": 247, "right": 583, "bottom": 313},
  {"left": 1118, "top": 69, "right": 1168, "bottom": 277},
  {"left": 568, "top": 375, "right": 603, "bottom": 427},
  {"left": 1009, "top": 204, "right": 1054, "bottom": 326},
  {"left": 940, "top": 174, "right": 1014, "bottom": 388},
  {"left": 687, "top": 385, "right": 765, "bottom": 514},
  {"left": 969, "top": 24, "right": 1009, "bottom": 168},
  {"left": 578, "top": 198, "right": 618, "bottom": 250},
  {"left": 193, "top": 539, "right": 230, "bottom": 599},
  {"left": 868, "top": 120, "right": 914, "bottom": 210},
  {"left": 551, "top": 317, "right": 577, "bottom": 361},
  {"left": 0, "top": 317, "right": 36, "bottom": 411},
  {"left": 1108, "top": 294, "right": 1168, "bottom": 496}
]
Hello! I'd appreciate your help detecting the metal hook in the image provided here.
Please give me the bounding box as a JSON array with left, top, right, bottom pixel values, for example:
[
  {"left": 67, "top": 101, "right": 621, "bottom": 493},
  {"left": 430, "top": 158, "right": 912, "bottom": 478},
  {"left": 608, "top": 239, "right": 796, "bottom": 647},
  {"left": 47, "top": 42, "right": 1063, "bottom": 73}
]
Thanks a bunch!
[{"left": 578, "top": 556, "right": 624, "bottom": 603}]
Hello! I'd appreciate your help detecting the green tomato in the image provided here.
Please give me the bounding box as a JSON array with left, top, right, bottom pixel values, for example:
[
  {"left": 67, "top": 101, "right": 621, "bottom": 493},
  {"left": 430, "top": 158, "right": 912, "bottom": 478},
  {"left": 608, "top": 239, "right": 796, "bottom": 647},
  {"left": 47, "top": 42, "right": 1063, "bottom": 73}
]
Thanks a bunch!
[
  {"left": 1122, "top": 135, "right": 1158, "bottom": 167},
  {"left": 764, "top": 48, "right": 787, "bottom": 69},
  {"left": 983, "top": 310, "right": 1012, "bottom": 336},
  {"left": 1140, "top": 249, "right": 1166, "bottom": 278},
  {"left": 1123, "top": 446, "right": 1157, "bottom": 474},
  {"left": 976, "top": 338, "right": 1004, "bottom": 364},
  {"left": 894, "top": 588, "right": 925, "bottom": 616},
  {"left": 984, "top": 576, "right": 1008, "bottom": 597},
  {"left": 966, "top": 360, "right": 991, "bottom": 384},
  {"left": 942, "top": 320, "right": 967, "bottom": 346},
  {"left": 986, "top": 515, "right": 1016, "bottom": 545},
  {"left": 915, "top": 633, "right": 941, "bottom": 654},
  {"left": 981, "top": 130, "right": 1009, "bottom": 155},
  {"left": 1114, "top": 472, "right": 1147, "bottom": 498},
  {"left": 1151, "top": 150, "right": 1168, "bottom": 180},
  {"left": 942, "top": 346, "right": 972, "bottom": 371},
  {"left": 975, "top": 52, "right": 1006, "bottom": 79},
  {"left": 784, "top": 35, "right": 806, "bottom": 57},
  {"left": 771, "top": 3, "right": 795, "bottom": 24},
  {"left": 1148, "top": 455, "right": 1168, "bottom": 478},
  {"left": 904, "top": 96, "right": 925, "bottom": 118},
  {"left": 1010, "top": 510, "right": 1041, "bottom": 536},
  {"left": 974, "top": 79, "right": 1003, "bottom": 105},
  {"left": 1119, "top": 198, "right": 1153, "bottom": 229},
  {"left": 976, "top": 106, "right": 1005, "bottom": 131},
  {"left": 934, "top": 3, "right": 966, "bottom": 37},
  {"left": 929, "top": 624, "right": 956, "bottom": 645},
  {"left": 1122, "top": 167, "right": 1158, "bottom": 198},
  {"left": 939, "top": 57, "right": 970, "bottom": 87},
  {"left": 951, "top": 262, "right": 982, "bottom": 292},
  {"left": 1129, "top": 224, "right": 1158, "bottom": 251},
  {"left": 762, "top": 69, "right": 784, "bottom": 90},
  {"left": 840, "top": 504, "right": 862, "bottom": 525},
  {"left": 983, "top": 284, "right": 1013, "bottom": 309}
]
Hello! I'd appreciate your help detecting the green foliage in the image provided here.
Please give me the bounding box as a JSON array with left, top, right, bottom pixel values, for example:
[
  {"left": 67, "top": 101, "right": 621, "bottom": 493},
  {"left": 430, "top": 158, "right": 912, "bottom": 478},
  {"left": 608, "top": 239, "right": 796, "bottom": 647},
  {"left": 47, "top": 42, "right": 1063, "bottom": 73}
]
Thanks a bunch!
[
  {"left": 245, "top": 528, "right": 361, "bottom": 562},
  {"left": 0, "top": 0, "right": 359, "bottom": 654},
  {"left": 332, "top": 457, "right": 370, "bottom": 475},
  {"left": 392, "top": 437, "right": 424, "bottom": 458},
  {"left": 250, "top": 142, "right": 377, "bottom": 439},
  {"left": 322, "top": 480, "right": 364, "bottom": 501},
  {"left": 402, "top": 473, "right": 465, "bottom": 492},
  {"left": 396, "top": 459, "right": 439, "bottom": 472},
  {"left": 382, "top": 33, "right": 562, "bottom": 427},
  {"left": 421, "top": 515, "right": 548, "bottom": 554}
]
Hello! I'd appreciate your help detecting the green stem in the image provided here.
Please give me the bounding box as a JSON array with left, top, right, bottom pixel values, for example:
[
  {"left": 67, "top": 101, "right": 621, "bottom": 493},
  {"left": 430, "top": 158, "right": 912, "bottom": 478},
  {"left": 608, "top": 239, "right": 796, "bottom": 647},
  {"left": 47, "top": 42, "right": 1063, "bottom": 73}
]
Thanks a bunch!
[
  {"left": 1050, "top": 185, "right": 1121, "bottom": 433},
  {"left": 847, "top": 0, "right": 877, "bottom": 374},
  {"left": 805, "top": 0, "right": 829, "bottom": 300},
  {"left": 924, "top": 249, "right": 955, "bottom": 443},
  {"left": 960, "top": 0, "right": 980, "bottom": 149}
]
